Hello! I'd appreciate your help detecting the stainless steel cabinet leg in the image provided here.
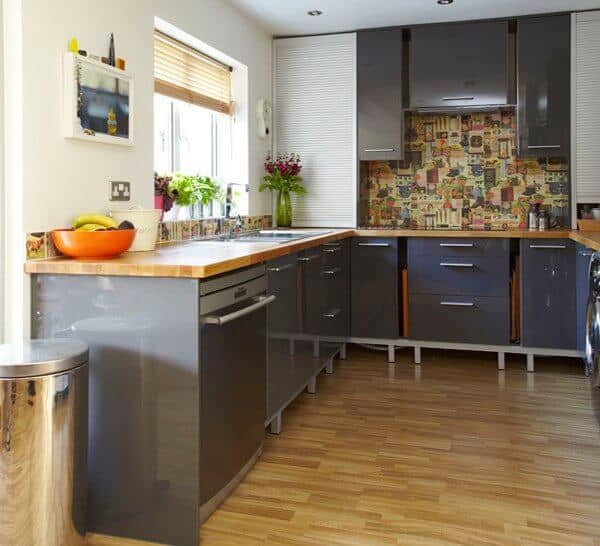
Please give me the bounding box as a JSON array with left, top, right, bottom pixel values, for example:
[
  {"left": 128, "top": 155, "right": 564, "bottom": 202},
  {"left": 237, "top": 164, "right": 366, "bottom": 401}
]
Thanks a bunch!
[
  {"left": 339, "top": 343, "right": 347, "bottom": 360},
  {"left": 313, "top": 340, "right": 320, "bottom": 358},
  {"left": 326, "top": 358, "right": 334, "bottom": 374},
  {"left": 387, "top": 345, "right": 396, "bottom": 363},
  {"left": 527, "top": 353, "right": 535, "bottom": 373},
  {"left": 414, "top": 346, "right": 422, "bottom": 365},
  {"left": 497, "top": 352, "right": 505, "bottom": 371},
  {"left": 269, "top": 413, "right": 282, "bottom": 435},
  {"left": 307, "top": 376, "right": 317, "bottom": 394}
]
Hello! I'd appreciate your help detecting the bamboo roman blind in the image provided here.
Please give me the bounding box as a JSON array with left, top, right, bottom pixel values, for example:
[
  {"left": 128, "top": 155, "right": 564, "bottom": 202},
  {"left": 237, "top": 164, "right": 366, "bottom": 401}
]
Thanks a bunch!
[{"left": 154, "top": 30, "right": 232, "bottom": 115}]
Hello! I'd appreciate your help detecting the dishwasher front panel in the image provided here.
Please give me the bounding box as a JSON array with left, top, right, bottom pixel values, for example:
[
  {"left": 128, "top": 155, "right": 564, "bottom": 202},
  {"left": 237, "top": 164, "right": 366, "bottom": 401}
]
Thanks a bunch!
[{"left": 199, "top": 280, "right": 268, "bottom": 510}]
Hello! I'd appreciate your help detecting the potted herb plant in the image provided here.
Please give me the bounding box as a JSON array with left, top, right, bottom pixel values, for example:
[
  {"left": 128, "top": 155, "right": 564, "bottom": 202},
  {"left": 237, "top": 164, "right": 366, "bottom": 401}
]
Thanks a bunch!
[
  {"left": 154, "top": 173, "right": 177, "bottom": 220},
  {"left": 168, "top": 174, "right": 223, "bottom": 220},
  {"left": 260, "top": 154, "right": 306, "bottom": 227}
]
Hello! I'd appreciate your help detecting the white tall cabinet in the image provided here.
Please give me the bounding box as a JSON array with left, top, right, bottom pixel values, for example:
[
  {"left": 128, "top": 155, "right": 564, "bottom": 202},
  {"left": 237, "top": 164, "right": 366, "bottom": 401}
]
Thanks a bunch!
[
  {"left": 572, "top": 11, "right": 600, "bottom": 214},
  {"left": 274, "top": 34, "right": 357, "bottom": 228}
]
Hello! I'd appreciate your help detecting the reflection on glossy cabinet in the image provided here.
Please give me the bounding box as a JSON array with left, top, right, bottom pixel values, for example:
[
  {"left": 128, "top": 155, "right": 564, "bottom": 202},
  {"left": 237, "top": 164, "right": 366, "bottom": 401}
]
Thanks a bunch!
[
  {"left": 521, "top": 239, "right": 577, "bottom": 349},
  {"left": 409, "top": 21, "right": 509, "bottom": 108},
  {"left": 357, "top": 29, "right": 404, "bottom": 161},
  {"left": 518, "top": 15, "right": 570, "bottom": 157}
]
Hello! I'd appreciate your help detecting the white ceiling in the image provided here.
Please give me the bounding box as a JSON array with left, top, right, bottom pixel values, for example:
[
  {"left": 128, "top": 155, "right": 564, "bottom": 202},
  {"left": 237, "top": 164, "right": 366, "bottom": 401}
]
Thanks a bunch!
[{"left": 225, "top": 0, "right": 600, "bottom": 36}]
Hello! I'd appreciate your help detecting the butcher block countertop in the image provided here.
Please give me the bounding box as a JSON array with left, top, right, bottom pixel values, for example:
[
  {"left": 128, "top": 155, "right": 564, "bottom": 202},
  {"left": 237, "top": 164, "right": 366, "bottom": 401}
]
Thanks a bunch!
[{"left": 25, "top": 228, "right": 596, "bottom": 280}]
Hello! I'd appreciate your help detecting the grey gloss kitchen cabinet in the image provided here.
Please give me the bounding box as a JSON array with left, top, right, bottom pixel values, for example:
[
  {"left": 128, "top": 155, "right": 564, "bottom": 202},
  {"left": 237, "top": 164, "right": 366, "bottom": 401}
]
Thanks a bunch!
[
  {"left": 409, "top": 20, "right": 509, "bottom": 108},
  {"left": 357, "top": 29, "right": 404, "bottom": 161},
  {"left": 351, "top": 237, "right": 399, "bottom": 339},
  {"left": 517, "top": 15, "right": 570, "bottom": 157},
  {"left": 267, "top": 254, "right": 299, "bottom": 336},
  {"left": 299, "top": 248, "right": 325, "bottom": 335},
  {"left": 407, "top": 238, "right": 510, "bottom": 345},
  {"left": 521, "top": 239, "right": 577, "bottom": 349}
]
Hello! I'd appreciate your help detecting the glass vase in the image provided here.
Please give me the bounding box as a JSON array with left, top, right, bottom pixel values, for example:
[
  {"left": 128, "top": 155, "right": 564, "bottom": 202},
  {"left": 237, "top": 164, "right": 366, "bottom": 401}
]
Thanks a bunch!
[{"left": 275, "top": 190, "right": 292, "bottom": 228}]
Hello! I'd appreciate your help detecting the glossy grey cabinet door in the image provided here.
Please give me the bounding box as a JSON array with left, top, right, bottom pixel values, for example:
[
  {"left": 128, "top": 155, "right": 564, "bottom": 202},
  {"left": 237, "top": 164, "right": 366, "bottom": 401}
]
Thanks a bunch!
[
  {"left": 32, "top": 275, "right": 201, "bottom": 546},
  {"left": 351, "top": 238, "right": 399, "bottom": 339},
  {"left": 320, "top": 240, "right": 350, "bottom": 337},
  {"left": 267, "top": 254, "right": 298, "bottom": 335},
  {"left": 410, "top": 21, "right": 509, "bottom": 108},
  {"left": 518, "top": 15, "right": 570, "bottom": 157},
  {"left": 299, "top": 249, "right": 324, "bottom": 335},
  {"left": 358, "top": 29, "right": 404, "bottom": 161},
  {"left": 521, "top": 239, "right": 577, "bottom": 349}
]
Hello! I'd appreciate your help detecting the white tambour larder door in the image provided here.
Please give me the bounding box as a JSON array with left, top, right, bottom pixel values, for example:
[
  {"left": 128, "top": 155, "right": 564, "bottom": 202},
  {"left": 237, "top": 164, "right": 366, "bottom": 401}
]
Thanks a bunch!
[{"left": 274, "top": 33, "right": 357, "bottom": 228}]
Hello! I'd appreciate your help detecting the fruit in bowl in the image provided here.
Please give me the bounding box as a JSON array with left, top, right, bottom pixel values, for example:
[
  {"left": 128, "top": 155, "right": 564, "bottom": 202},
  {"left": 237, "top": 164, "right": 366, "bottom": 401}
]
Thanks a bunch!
[{"left": 51, "top": 214, "right": 136, "bottom": 258}]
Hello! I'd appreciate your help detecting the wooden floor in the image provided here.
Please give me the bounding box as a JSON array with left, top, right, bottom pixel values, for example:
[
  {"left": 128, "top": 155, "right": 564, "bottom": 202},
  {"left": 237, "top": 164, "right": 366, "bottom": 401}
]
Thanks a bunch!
[{"left": 199, "top": 347, "right": 600, "bottom": 546}]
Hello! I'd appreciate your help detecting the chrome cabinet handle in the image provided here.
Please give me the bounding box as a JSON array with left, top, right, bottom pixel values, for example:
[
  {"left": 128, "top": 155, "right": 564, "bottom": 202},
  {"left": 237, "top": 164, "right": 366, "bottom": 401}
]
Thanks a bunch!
[
  {"left": 363, "top": 148, "right": 395, "bottom": 153},
  {"left": 267, "top": 263, "right": 294, "bottom": 273},
  {"left": 298, "top": 254, "right": 321, "bottom": 263},
  {"left": 440, "top": 301, "right": 474, "bottom": 307},
  {"left": 529, "top": 244, "right": 567, "bottom": 249},
  {"left": 323, "top": 267, "right": 341, "bottom": 276},
  {"left": 527, "top": 145, "right": 561, "bottom": 149},
  {"left": 580, "top": 251, "right": 595, "bottom": 257},
  {"left": 202, "top": 295, "right": 276, "bottom": 326},
  {"left": 322, "top": 247, "right": 341, "bottom": 254},
  {"left": 358, "top": 242, "right": 390, "bottom": 247},
  {"left": 439, "top": 243, "right": 474, "bottom": 248},
  {"left": 322, "top": 308, "right": 341, "bottom": 319},
  {"left": 442, "top": 96, "right": 474, "bottom": 101},
  {"left": 440, "top": 262, "right": 474, "bottom": 268}
]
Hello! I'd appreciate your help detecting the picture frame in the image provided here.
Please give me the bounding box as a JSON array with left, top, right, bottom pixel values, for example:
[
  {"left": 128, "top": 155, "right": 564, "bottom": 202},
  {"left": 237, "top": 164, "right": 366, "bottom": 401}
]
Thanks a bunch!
[{"left": 63, "top": 52, "right": 134, "bottom": 146}]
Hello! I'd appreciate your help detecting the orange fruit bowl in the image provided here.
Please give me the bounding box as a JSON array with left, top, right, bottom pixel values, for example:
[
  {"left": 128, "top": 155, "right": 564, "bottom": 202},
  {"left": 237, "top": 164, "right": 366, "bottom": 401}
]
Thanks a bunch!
[{"left": 51, "top": 229, "right": 136, "bottom": 259}]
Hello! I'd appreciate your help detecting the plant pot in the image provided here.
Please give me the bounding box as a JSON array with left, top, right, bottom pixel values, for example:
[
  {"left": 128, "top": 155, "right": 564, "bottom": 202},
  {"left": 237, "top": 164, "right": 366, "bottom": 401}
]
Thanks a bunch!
[
  {"left": 154, "top": 195, "right": 165, "bottom": 221},
  {"left": 275, "top": 190, "right": 292, "bottom": 228}
]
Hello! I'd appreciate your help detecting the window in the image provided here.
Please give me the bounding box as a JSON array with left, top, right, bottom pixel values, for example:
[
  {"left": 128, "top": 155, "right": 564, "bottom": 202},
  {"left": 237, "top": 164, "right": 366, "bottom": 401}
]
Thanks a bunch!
[{"left": 154, "top": 30, "right": 247, "bottom": 217}]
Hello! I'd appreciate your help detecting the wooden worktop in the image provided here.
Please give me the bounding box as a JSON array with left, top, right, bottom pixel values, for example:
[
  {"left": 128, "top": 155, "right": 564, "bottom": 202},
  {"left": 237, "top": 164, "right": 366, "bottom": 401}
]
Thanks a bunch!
[{"left": 25, "top": 228, "right": 596, "bottom": 279}]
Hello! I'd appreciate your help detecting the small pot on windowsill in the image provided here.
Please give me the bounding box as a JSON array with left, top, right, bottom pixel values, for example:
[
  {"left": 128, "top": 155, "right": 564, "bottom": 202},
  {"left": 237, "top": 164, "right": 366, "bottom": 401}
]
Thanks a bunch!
[{"left": 154, "top": 195, "right": 165, "bottom": 221}]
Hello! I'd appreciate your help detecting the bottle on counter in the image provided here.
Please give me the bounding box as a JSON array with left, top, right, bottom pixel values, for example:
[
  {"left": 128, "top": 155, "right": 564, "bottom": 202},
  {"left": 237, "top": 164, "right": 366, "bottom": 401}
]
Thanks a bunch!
[
  {"left": 538, "top": 209, "right": 548, "bottom": 231},
  {"left": 108, "top": 33, "right": 116, "bottom": 67},
  {"left": 528, "top": 204, "right": 539, "bottom": 231}
]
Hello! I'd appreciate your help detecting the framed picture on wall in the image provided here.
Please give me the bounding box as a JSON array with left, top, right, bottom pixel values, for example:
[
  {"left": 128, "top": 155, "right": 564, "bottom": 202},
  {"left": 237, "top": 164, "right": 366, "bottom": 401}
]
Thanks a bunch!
[{"left": 63, "top": 52, "right": 134, "bottom": 145}]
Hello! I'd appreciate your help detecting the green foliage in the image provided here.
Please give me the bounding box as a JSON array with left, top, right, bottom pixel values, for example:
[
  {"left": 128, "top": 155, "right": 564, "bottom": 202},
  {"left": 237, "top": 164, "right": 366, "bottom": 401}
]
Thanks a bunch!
[
  {"left": 169, "top": 174, "right": 223, "bottom": 206},
  {"left": 259, "top": 171, "right": 306, "bottom": 195}
]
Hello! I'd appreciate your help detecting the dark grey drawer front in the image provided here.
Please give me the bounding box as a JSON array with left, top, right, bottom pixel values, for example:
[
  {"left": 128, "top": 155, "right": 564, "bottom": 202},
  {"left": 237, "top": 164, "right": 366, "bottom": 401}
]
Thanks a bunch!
[
  {"left": 409, "top": 255, "right": 509, "bottom": 298},
  {"left": 321, "top": 240, "right": 348, "bottom": 269},
  {"left": 409, "top": 294, "right": 510, "bottom": 345},
  {"left": 408, "top": 237, "right": 509, "bottom": 259},
  {"left": 267, "top": 254, "right": 299, "bottom": 335},
  {"left": 320, "top": 264, "right": 349, "bottom": 337}
]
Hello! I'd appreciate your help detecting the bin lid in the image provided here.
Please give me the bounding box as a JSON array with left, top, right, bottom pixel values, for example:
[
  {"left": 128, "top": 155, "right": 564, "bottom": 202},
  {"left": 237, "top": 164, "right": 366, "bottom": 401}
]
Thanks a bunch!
[{"left": 0, "top": 339, "right": 88, "bottom": 378}]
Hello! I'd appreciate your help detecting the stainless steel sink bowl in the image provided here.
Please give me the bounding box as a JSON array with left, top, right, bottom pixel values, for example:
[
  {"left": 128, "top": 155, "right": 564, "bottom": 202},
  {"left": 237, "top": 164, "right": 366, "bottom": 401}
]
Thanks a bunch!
[{"left": 196, "top": 230, "right": 332, "bottom": 244}]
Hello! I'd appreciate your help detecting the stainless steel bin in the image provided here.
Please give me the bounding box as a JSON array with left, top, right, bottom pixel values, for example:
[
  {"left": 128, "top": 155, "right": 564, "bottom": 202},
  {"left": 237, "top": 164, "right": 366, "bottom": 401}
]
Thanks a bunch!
[{"left": 0, "top": 339, "right": 88, "bottom": 546}]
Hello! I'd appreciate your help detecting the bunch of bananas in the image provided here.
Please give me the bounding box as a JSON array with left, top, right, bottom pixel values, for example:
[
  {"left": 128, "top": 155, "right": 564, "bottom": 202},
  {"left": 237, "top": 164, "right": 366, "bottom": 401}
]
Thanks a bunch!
[{"left": 72, "top": 214, "right": 118, "bottom": 232}]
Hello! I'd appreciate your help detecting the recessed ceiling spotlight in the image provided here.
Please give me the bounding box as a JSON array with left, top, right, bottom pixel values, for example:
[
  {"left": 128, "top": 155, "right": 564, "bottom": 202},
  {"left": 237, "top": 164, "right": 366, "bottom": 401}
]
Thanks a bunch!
[
  {"left": 307, "top": 10, "right": 323, "bottom": 16},
  {"left": 438, "top": 0, "right": 454, "bottom": 4}
]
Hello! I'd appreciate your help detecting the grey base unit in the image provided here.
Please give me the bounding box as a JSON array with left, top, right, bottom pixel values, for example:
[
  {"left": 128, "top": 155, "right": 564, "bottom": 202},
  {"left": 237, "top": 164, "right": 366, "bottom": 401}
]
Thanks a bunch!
[
  {"left": 409, "top": 294, "right": 510, "bottom": 345},
  {"left": 521, "top": 239, "right": 577, "bottom": 350},
  {"left": 407, "top": 238, "right": 510, "bottom": 345},
  {"left": 351, "top": 237, "right": 400, "bottom": 339}
]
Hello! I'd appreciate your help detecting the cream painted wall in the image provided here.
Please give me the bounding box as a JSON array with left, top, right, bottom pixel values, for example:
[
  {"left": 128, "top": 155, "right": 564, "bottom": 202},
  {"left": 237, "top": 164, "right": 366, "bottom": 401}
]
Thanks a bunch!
[
  {"left": 21, "top": 0, "right": 272, "bottom": 234},
  {"left": 21, "top": 0, "right": 154, "bottom": 232}
]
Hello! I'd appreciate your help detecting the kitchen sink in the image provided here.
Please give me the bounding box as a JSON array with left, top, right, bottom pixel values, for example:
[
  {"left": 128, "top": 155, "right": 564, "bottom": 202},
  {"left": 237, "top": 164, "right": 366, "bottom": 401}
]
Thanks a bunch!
[{"left": 196, "top": 230, "right": 332, "bottom": 244}]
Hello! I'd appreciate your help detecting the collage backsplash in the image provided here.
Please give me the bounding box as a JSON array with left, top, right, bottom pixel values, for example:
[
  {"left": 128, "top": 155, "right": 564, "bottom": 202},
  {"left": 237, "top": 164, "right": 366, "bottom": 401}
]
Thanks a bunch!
[{"left": 359, "top": 109, "right": 570, "bottom": 229}]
